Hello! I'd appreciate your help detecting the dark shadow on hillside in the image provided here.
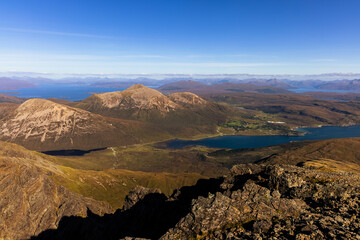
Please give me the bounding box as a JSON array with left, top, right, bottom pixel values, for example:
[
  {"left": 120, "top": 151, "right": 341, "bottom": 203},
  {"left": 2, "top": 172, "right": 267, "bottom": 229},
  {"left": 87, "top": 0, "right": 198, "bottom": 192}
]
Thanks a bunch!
[
  {"left": 42, "top": 148, "right": 107, "bottom": 156},
  {"left": 31, "top": 177, "right": 224, "bottom": 240}
]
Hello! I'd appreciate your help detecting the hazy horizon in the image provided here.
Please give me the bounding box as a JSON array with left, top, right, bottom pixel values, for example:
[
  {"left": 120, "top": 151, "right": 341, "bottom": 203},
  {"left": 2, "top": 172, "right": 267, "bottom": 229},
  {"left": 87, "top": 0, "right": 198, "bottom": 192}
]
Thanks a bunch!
[{"left": 3, "top": 71, "right": 360, "bottom": 81}]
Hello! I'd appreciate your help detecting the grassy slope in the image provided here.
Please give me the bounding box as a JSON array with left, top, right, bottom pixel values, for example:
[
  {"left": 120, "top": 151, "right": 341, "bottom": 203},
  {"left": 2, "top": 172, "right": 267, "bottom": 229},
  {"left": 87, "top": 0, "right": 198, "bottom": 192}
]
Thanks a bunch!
[
  {"left": 0, "top": 141, "right": 205, "bottom": 210},
  {"left": 6, "top": 135, "right": 360, "bottom": 209},
  {"left": 261, "top": 137, "right": 360, "bottom": 168},
  {"left": 203, "top": 92, "right": 360, "bottom": 128},
  {"left": 53, "top": 166, "right": 203, "bottom": 209},
  {"left": 210, "top": 137, "right": 360, "bottom": 174},
  {"left": 46, "top": 144, "right": 230, "bottom": 177},
  {"left": 42, "top": 137, "right": 360, "bottom": 208}
]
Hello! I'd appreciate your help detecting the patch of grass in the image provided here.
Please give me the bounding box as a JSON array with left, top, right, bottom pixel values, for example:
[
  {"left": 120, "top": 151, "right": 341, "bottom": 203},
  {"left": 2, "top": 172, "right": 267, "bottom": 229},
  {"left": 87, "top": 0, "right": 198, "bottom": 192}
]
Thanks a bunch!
[
  {"left": 52, "top": 165, "right": 205, "bottom": 209},
  {"left": 46, "top": 144, "right": 229, "bottom": 177},
  {"left": 309, "top": 176, "right": 334, "bottom": 184}
]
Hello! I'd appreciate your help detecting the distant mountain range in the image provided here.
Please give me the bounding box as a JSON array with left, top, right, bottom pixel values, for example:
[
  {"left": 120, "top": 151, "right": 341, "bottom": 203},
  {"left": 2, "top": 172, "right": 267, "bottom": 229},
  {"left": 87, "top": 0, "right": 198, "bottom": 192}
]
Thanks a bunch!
[
  {"left": 0, "top": 85, "right": 250, "bottom": 151},
  {"left": 0, "top": 77, "right": 36, "bottom": 90},
  {"left": 157, "top": 80, "right": 291, "bottom": 94},
  {"left": 3, "top": 74, "right": 360, "bottom": 92},
  {"left": 3, "top": 83, "right": 360, "bottom": 152},
  {"left": 2, "top": 72, "right": 360, "bottom": 80}
]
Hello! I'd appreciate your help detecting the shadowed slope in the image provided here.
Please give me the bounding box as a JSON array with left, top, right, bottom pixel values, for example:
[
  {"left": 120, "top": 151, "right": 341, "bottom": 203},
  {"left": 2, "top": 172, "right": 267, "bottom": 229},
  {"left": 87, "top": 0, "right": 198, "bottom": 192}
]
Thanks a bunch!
[
  {"left": 0, "top": 141, "right": 113, "bottom": 240},
  {"left": 0, "top": 141, "right": 206, "bottom": 239},
  {"left": 260, "top": 137, "right": 360, "bottom": 172}
]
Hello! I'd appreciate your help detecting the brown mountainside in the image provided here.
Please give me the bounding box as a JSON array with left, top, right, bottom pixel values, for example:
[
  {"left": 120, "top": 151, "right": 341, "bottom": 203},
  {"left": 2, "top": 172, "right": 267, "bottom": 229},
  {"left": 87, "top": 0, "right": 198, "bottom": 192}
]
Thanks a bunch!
[
  {"left": 76, "top": 84, "right": 208, "bottom": 114},
  {"left": 204, "top": 92, "right": 360, "bottom": 127},
  {"left": 0, "top": 93, "right": 25, "bottom": 103},
  {"left": 73, "top": 84, "right": 234, "bottom": 135},
  {"left": 261, "top": 137, "right": 360, "bottom": 171},
  {"left": 0, "top": 142, "right": 112, "bottom": 240},
  {"left": 0, "top": 98, "right": 170, "bottom": 151},
  {"left": 0, "top": 102, "right": 19, "bottom": 119}
]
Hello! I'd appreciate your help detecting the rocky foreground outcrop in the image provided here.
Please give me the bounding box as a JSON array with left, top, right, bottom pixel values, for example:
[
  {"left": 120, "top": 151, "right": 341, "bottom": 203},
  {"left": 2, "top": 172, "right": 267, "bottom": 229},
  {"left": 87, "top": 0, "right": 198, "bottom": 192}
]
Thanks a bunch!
[{"left": 33, "top": 164, "right": 360, "bottom": 239}]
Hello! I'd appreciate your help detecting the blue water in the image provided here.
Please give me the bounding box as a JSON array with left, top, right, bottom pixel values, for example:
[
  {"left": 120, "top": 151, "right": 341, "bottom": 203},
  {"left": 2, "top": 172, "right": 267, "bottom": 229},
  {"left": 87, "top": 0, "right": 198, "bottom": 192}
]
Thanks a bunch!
[
  {"left": 165, "top": 125, "right": 360, "bottom": 149},
  {"left": 0, "top": 84, "right": 126, "bottom": 101}
]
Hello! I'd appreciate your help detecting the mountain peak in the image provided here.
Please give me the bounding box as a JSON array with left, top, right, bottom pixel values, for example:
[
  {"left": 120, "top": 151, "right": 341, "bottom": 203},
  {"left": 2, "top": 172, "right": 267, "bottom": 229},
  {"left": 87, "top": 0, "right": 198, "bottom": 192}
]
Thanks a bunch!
[
  {"left": 93, "top": 85, "right": 177, "bottom": 111},
  {"left": 168, "top": 92, "right": 207, "bottom": 105},
  {"left": 127, "top": 84, "right": 148, "bottom": 90},
  {"left": 0, "top": 98, "right": 116, "bottom": 149}
]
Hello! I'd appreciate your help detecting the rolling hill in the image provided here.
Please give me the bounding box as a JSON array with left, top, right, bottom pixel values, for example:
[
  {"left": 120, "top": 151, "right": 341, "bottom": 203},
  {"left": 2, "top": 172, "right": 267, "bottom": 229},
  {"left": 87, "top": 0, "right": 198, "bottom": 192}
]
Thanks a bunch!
[
  {"left": 204, "top": 92, "right": 360, "bottom": 127},
  {"left": 300, "top": 91, "right": 360, "bottom": 102},
  {"left": 157, "top": 80, "right": 291, "bottom": 95},
  {"left": 317, "top": 79, "right": 360, "bottom": 90},
  {"left": 0, "top": 93, "right": 25, "bottom": 103},
  {"left": 73, "top": 84, "right": 298, "bottom": 137},
  {"left": 206, "top": 137, "right": 360, "bottom": 174},
  {"left": 0, "top": 86, "right": 298, "bottom": 152},
  {"left": 73, "top": 84, "right": 236, "bottom": 134},
  {"left": 259, "top": 137, "right": 360, "bottom": 170},
  {"left": 0, "top": 98, "right": 171, "bottom": 151}
]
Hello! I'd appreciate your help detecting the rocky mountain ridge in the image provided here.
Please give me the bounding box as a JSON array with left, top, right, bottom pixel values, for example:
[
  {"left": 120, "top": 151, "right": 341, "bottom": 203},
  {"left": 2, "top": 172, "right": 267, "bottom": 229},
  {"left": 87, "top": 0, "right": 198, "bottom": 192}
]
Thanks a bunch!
[
  {"left": 0, "top": 98, "right": 171, "bottom": 151},
  {"left": 77, "top": 84, "right": 209, "bottom": 114},
  {"left": 93, "top": 84, "right": 179, "bottom": 111},
  {"left": 32, "top": 163, "right": 360, "bottom": 239},
  {"left": 73, "top": 84, "right": 234, "bottom": 135}
]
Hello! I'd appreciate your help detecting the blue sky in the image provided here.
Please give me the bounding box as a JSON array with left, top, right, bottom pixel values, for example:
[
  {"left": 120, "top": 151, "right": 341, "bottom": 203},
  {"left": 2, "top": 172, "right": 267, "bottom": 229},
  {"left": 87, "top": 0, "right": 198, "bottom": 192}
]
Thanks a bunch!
[{"left": 0, "top": 0, "right": 360, "bottom": 74}]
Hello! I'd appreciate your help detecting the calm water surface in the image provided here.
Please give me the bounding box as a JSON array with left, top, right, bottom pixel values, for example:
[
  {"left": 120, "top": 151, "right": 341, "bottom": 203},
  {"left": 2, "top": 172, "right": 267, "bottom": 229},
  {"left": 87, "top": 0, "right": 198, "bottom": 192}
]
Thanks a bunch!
[
  {"left": 0, "top": 84, "right": 126, "bottom": 101},
  {"left": 165, "top": 125, "right": 360, "bottom": 149}
]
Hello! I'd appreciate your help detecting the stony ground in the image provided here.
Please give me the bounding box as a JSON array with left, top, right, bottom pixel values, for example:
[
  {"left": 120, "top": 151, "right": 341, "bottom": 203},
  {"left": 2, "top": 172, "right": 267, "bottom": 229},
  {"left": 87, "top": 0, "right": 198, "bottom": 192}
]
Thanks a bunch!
[{"left": 33, "top": 163, "right": 360, "bottom": 240}]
